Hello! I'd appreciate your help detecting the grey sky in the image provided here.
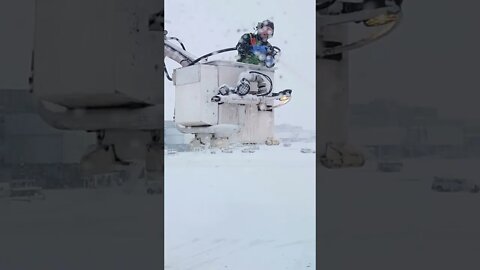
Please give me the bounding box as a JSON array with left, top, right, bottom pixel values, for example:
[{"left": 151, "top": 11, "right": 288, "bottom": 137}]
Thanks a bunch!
[{"left": 1, "top": 1, "right": 480, "bottom": 125}]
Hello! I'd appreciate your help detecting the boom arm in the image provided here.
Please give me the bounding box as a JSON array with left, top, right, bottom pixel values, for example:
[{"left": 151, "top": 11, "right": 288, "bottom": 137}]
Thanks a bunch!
[
  {"left": 148, "top": 10, "right": 199, "bottom": 67},
  {"left": 164, "top": 37, "right": 198, "bottom": 67}
]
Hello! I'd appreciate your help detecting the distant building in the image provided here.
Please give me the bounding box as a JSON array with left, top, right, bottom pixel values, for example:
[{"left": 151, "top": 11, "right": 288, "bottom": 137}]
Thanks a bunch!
[
  {"left": 349, "top": 99, "right": 467, "bottom": 158},
  {"left": 350, "top": 127, "right": 405, "bottom": 158},
  {"left": 0, "top": 89, "right": 95, "bottom": 165},
  {"left": 0, "top": 89, "right": 94, "bottom": 188},
  {"left": 350, "top": 99, "right": 439, "bottom": 128},
  {"left": 2, "top": 113, "right": 94, "bottom": 164},
  {"left": 275, "top": 124, "right": 315, "bottom": 142},
  {"left": 403, "top": 124, "right": 464, "bottom": 158}
]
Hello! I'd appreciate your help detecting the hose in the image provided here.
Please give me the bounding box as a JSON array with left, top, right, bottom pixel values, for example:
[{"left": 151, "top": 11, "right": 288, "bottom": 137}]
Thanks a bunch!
[
  {"left": 188, "top": 47, "right": 238, "bottom": 66},
  {"left": 188, "top": 46, "right": 281, "bottom": 67}
]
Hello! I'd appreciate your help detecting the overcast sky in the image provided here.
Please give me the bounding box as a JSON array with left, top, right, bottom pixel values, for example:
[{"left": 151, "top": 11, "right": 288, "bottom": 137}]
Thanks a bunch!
[{"left": 1, "top": 1, "right": 480, "bottom": 127}]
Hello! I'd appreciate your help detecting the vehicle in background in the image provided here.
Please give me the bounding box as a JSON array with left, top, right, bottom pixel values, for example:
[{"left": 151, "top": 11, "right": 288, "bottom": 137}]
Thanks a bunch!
[
  {"left": 377, "top": 161, "right": 403, "bottom": 172},
  {"left": 431, "top": 177, "right": 480, "bottom": 193},
  {"left": 301, "top": 148, "right": 314, "bottom": 154},
  {"left": 221, "top": 148, "right": 233, "bottom": 153},
  {"left": 9, "top": 179, "right": 45, "bottom": 200},
  {"left": 166, "top": 149, "right": 177, "bottom": 155},
  {"left": 241, "top": 148, "right": 256, "bottom": 153}
]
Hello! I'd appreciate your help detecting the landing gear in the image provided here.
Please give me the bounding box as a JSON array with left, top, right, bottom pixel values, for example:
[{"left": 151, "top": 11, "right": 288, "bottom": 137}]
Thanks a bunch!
[
  {"left": 189, "top": 134, "right": 209, "bottom": 151},
  {"left": 80, "top": 130, "right": 130, "bottom": 175},
  {"left": 265, "top": 137, "right": 280, "bottom": 146}
]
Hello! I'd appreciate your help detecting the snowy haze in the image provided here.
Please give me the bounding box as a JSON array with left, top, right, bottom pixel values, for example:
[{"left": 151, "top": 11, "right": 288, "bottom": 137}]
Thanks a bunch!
[{"left": 164, "top": 0, "right": 316, "bottom": 130}]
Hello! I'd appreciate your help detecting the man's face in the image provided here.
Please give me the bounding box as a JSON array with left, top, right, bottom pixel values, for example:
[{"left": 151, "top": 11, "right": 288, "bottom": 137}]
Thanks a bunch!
[{"left": 258, "top": 26, "right": 273, "bottom": 41}]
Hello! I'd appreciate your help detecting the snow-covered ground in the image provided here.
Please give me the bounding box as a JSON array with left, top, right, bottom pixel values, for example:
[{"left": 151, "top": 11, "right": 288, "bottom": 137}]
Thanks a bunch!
[
  {"left": 3, "top": 144, "right": 480, "bottom": 270},
  {"left": 318, "top": 158, "right": 480, "bottom": 270},
  {"left": 0, "top": 142, "right": 316, "bottom": 270},
  {"left": 165, "top": 142, "right": 316, "bottom": 269}
]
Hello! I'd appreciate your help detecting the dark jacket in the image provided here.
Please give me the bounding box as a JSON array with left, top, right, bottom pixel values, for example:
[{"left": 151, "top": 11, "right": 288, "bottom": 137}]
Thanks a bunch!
[{"left": 236, "top": 33, "right": 275, "bottom": 66}]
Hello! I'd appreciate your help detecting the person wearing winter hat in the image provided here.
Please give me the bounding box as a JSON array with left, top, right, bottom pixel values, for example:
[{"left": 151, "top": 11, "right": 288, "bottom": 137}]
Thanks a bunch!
[{"left": 236, "top": 19, "right": 277, "bottom": 67}]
